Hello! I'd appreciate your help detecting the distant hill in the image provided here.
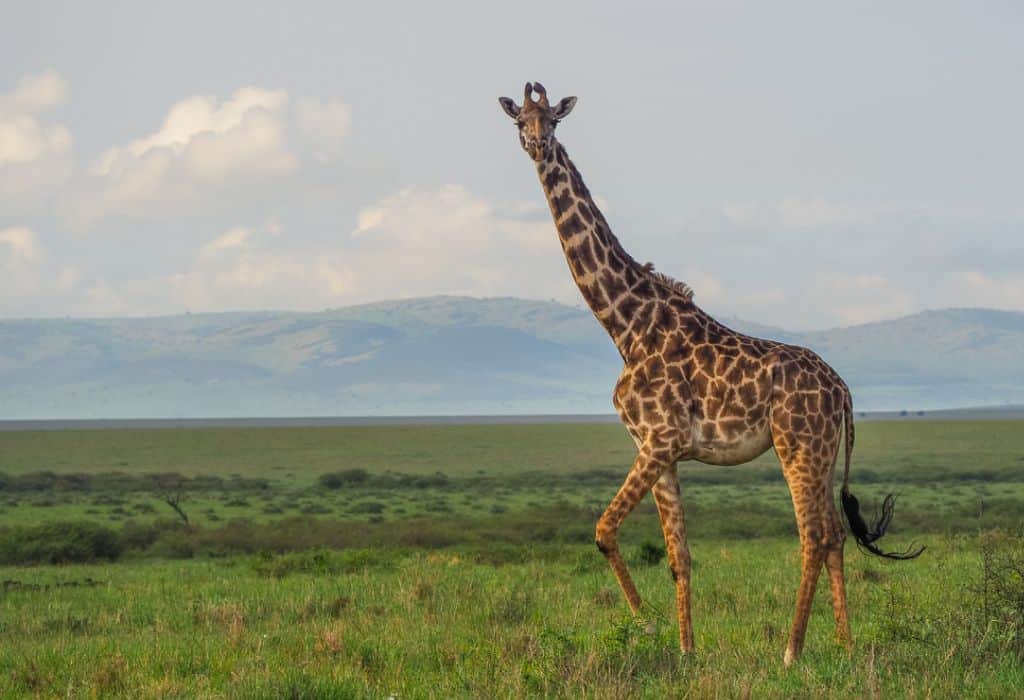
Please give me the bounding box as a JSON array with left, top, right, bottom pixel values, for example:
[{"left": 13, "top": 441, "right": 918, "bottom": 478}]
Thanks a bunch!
[{"left": 1, "top": 297, "right": 1022, "bottom": 418}]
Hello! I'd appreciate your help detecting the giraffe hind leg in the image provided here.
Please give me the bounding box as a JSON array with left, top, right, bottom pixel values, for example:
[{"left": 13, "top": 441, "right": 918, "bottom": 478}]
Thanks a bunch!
[
  {"left": 825, "top": 539, "right": 852, "bottom": 648},
  {"left": 775, "top": 439, "right": 846, "bottom": 665}
]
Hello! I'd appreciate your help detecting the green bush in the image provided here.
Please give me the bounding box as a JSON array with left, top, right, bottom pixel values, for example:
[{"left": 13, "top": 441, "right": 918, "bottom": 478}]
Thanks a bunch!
[
  {"left": 0, "top": 470, "right": 270, "bottom": 494},
  {"left": 0, "top": 521, "right": 122, "bottom": 564},
  {"left": 318, "top": 469, "right": 369, "bottom": 489},
  {"left": 252, "top": 547, "right": 400, "bottom": 578},
  {"left": 974, "top": 530, "right": 1024, "bottom": 659},
  {"left": 636, "top": 541, "right": 666, "bottom": 566}
]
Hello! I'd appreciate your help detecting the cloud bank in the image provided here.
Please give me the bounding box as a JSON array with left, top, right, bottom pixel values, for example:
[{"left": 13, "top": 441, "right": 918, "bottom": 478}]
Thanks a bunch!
[{"left": 1, "top": 65, "right": 1021, "bottom": 330}]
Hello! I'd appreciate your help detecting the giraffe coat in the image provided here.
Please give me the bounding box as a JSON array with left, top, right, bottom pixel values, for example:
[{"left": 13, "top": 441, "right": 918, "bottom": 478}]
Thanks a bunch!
[{"left": 499, "top": 81, "right": 919, "bottom": 666}]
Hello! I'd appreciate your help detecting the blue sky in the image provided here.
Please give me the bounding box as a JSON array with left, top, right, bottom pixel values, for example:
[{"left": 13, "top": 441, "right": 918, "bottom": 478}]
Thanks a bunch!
[{"left": 1, "top": 2, "right": 1021, "bottom": 329}]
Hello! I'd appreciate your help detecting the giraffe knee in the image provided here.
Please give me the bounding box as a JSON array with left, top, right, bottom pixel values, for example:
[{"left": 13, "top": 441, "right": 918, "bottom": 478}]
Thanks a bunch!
[
  {"left": 595, "top": 521, "right": 618, "bottom": 556},
  {"left": 669, "top": 546, "right": 691, "bottom": 582},
  {"left": 805, "top": 521, "right": 845, "bottom": 550}
]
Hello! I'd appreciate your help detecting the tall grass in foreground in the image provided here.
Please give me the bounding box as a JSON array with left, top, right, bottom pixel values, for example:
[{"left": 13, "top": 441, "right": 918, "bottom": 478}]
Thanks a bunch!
[
  {"left": 1, "top": 533, "right": 1022, "bottom": 697},
  {"left": 1, "top": 420, "right": 1022, "bottom": 696}
]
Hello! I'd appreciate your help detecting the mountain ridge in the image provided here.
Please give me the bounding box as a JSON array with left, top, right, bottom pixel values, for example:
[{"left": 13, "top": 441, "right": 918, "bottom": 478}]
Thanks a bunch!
[{"left": 1, "top": 296, "right": 1022, "bottom": 418}]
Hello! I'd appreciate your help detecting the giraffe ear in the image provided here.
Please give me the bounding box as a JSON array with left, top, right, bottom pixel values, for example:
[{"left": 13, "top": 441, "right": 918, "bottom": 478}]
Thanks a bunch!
[
  {"left": 553, "top": 96, "right": 577, "bottom": 120},
  {"left": 498, "top": 97, "right": 520, "bottom": 119}
]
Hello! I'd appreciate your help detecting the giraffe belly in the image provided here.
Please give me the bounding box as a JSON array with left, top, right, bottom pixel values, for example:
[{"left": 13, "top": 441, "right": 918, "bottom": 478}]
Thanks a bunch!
[{"left": 691, "top": 421, "right": 774, "bottom": 466}]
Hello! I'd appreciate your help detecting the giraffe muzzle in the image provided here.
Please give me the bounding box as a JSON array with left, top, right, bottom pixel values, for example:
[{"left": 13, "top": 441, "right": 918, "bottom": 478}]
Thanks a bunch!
[{"left": 525, "top": 139, "right": 547, "bottom": 162}]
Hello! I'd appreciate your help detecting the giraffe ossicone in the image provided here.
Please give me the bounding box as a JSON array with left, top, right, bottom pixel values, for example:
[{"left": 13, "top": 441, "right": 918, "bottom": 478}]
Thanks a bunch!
[{"left": 498, "top": 81, "right": 923, "bottom": 665}]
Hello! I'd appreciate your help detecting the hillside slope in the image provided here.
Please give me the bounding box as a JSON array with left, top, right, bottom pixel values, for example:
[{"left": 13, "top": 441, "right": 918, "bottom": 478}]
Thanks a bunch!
[{"left": 0, "top": 297, "right": 1021, "bottom": 417}]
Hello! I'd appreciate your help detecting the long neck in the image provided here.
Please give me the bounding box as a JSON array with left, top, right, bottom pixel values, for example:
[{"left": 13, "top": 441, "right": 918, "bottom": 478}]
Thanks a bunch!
[{"left": 537, "top": 139, "right": 650, "bottom": 353}]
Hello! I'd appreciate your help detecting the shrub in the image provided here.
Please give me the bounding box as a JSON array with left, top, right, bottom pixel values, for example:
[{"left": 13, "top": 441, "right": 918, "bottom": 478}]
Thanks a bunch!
[
  {"left": 318, "top": 469, "right": 368, "bottom": 490},
  {"left": 147, "top": 529, "right": 196, "bottom": 559},
  {"left": 252, "top": 547, "right": 400, "bottom": 578},
  {"left": 119, "top": 518, "right": 181, "bottom": 553},
  {"left": 0, "top": 521, "right": 122, "bottom": 564},
  {"left": 974, "top": 530, "right": 1024, "bottom": 659},
  {"left": 637, "top": 541, "right": 666, "bottom": 566},
  {"left": 0, "top": 470, "right": 270, "bottom": 494}
]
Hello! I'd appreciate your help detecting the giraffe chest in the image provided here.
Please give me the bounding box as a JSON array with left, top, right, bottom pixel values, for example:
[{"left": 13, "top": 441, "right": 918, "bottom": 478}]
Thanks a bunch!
[{"left": 688, "top": 371, "right": 774, "bottom": 465}]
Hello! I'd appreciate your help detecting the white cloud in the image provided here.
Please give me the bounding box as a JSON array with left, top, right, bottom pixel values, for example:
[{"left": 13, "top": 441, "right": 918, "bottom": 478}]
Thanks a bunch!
[
  {"left": 0, "top": 227, "right": 87, "bottom": 318},
  {"left": 955, "top": 270, "right": 1024, "bottom": 308},
  {"left": 95, "top": 88, "right": 286, "bottom": 172},
  {"left": 0, "top": 227, "right": 43, "bottom": 263},
  {"left": 353, "top": 184, "right": 491, "bottom": 243},
  {"left": 0, "top": 116, "right": 71, "bottom": 165},
  {"left": 351, "top": 184, "right": 550, "bottom": 256},
  {"left": 201, "top": 226, "right": 251, "bottom": 256},
  {"left": 21, "top": 185, "right": 572, "bottom": 317},
  {"left": 63, "top": 87, "right": 350, "bottom": 231},
  {"left": 348, "top": 184, "right": 569, "bottom": 300},
  {"left": 170, "top": 231, "right": 355, "bottom": 312},
  {"left": 0, "top": 71, "right": 73, "bottom": 206},
  {"left": 0, "top": 70, "right": 67, "bottom": 116},
  {"left": 0, "top": 227, "right": 51, "bottom": 315},
  {"left": 821, "top": 273, "right": 915, "bottom": 326}
]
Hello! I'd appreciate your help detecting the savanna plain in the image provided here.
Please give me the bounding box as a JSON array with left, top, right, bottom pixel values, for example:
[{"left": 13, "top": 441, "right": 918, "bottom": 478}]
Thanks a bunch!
[{"left": 1, "top": 420, "right": 1023, "bottom": 698}]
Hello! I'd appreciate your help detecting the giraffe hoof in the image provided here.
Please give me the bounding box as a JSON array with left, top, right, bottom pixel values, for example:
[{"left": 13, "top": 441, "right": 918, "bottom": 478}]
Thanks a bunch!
[
  {"left": 643, "top": 620, "right": 657, "bottom": 635},
  {"left": 783, "top": 647, "right": 796, "bottom": 667}
]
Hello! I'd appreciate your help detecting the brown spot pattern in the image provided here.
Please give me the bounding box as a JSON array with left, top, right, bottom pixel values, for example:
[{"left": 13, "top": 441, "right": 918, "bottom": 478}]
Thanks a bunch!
[{"left": 527, "top": 136, "right": 858, "bottom": 664}]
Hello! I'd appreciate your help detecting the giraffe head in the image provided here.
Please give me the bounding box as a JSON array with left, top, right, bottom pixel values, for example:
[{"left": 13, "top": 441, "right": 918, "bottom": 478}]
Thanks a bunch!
[{"left": 499, "top": 82, "right": 577, "bottom": 162}]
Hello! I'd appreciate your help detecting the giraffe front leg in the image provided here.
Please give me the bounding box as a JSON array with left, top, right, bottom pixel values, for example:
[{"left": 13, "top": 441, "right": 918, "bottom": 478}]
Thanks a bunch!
[
  {"left": 652, "top": 464, "right": 694, "bottom": 653},
  {"left": 595, "top": 446, "right": 673, "bottom": 614}
]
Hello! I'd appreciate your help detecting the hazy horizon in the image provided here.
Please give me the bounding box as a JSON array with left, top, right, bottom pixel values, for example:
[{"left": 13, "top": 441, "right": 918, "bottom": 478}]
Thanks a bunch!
[
  {"left": 0, "top": 292, "right": 1022, "bottom": 335},
  {"left": 3, "top": 297, "right": 1024, "bottom": 418}
]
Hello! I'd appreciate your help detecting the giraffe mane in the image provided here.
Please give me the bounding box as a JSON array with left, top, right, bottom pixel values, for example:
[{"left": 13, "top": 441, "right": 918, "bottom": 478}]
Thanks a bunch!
[{"left": 642, "top": 263, "right": 694, "bottom": 301}]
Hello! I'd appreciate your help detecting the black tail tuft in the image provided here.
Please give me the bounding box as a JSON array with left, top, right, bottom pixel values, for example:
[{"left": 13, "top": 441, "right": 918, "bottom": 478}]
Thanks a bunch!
[{"left": 841, "top": 490, "right": 925, "bottom": 560}]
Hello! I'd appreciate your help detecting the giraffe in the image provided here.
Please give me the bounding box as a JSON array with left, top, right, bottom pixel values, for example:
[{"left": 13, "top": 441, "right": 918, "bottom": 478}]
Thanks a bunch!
[{"left": 498, "top": 82, "right": 923, "bottom": 666}]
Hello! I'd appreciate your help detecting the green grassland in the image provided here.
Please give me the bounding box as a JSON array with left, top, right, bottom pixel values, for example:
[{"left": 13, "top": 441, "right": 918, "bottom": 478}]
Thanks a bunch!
[
  {"left": 1, "top": 420, "right": 1023, "bottom": 697},
  {"left": 1, "top": 421, "right": 1023, "bottom": 533}
]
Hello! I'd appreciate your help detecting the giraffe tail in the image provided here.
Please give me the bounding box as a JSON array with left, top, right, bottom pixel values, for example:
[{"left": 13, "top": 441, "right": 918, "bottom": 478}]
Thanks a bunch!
[{"left": 839, "top": 389, "right": 925, "bottom": 560}]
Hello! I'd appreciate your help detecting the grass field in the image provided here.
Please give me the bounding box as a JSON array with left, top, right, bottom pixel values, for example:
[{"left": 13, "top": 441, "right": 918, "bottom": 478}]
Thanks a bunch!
[{"left": 1, "top": 420, "right": 1023, "bottom": 697}]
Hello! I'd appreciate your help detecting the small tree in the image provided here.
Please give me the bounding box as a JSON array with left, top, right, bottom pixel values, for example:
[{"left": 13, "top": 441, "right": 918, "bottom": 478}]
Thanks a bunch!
[{"left": 152, "top": 473, "right": 190, "bottom": 525}]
